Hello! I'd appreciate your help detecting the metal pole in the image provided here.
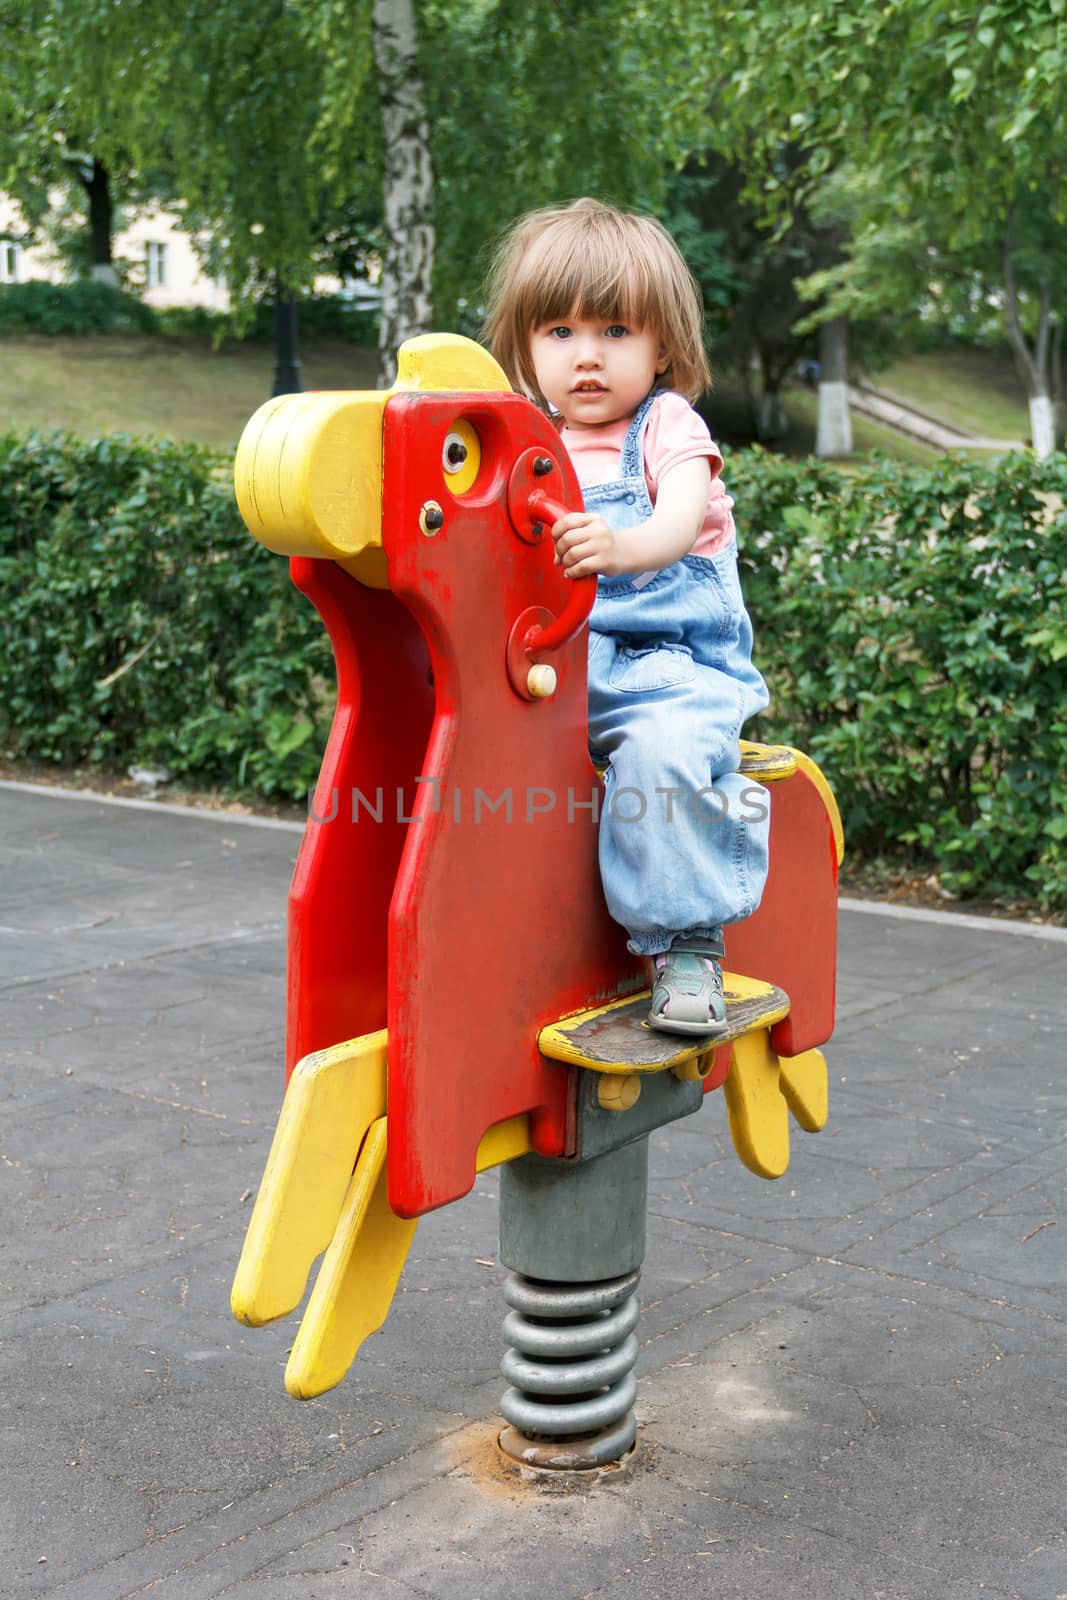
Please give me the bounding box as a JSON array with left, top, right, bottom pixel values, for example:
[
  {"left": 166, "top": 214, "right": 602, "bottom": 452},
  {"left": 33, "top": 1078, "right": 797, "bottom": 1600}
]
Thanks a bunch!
[{"left": 271, "top": 284, "right": 304, "bottom": 397}]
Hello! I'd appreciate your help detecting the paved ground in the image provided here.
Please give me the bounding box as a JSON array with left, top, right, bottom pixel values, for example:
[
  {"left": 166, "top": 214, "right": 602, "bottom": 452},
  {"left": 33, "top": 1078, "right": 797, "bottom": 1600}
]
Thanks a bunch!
[{"left": 1, "top": 784, "right": 1065, "bottom": 1600}]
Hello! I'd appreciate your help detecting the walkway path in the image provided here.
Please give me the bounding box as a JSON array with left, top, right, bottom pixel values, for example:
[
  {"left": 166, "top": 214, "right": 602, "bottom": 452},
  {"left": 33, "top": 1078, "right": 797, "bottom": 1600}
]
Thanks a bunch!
[{"left": 848, "top": 381, "right": 1026, "bottom": 453}]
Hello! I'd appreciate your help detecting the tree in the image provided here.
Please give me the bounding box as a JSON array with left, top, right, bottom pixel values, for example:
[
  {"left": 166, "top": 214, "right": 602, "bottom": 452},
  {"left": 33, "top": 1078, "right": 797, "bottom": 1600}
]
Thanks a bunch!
[
  {"left": 0, "top": 1, "right": 144, "bottom": 279},
  {"left": 815, "top": 315, "right": 852, "bottom": 458},
  {"left": 1, "top": 0, "right": 384, "bottom": 389},
  {"left": 711, "top": 0, "right": 1067, "bottom": 456},
  {"left": 668, "top": 156, "right": 895, "bottom": 451},
  {"left": 371, "top": 0, "right": 433, "bottom": 383},
  {"left": 670, "top": 163, "right": 784, "bottom": 440},
  {"left": 4, "top": 1, "right": 725, "bottom": 365},
  {"left": 295, "top": 0, "right": 721, "bottom": 373},
  {"left": 392, "top": 0, "right": 717, "bottom": 327}
]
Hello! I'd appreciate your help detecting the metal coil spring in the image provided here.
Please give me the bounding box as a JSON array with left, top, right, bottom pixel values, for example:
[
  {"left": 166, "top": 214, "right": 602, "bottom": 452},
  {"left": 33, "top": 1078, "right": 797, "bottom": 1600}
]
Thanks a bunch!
[{"left": 498, "top": 1269, "right": 641, "bottom": 1469}]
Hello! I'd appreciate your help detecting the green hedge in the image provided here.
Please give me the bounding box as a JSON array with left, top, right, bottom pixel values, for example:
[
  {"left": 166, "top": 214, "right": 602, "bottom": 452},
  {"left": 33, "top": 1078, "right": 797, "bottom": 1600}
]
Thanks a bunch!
[
  {"left": 0, "top": 280, "right": 158, "bottom": 336},
  {"left": 155, "top": 296, "right": 380, "bottom": 344},
  {"left": 0, "top": 280, "right": 380, "bottom": 343},
  {"left": 732, "top": 449, "right": 1067, "bottom": 908},
  {"left": 1, "top": 430, "right": 1065, "bottom": 907},
  {"left": 0, "top": 431, "right": 332, "bottom": 797}
]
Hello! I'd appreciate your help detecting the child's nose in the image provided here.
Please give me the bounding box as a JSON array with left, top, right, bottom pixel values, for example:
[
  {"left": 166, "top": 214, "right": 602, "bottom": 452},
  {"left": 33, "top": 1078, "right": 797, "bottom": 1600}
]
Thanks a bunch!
[{"left": 573, "top": 336, "right": 602, "bottom": 367}]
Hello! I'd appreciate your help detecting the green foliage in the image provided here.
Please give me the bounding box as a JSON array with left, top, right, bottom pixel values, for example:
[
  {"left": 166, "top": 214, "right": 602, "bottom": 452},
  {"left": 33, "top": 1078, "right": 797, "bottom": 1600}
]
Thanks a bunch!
[
  {"left": 151, "top": 305, "right": 233, "bottom": 339},
  {"left": 0, "top": 0, "right": 381, "bottom": 310},
  {"left": 0, "top": 281, "right": 379, "bottom": 347},
  {"left": 419, "top": 0, "right": 717, "bottom": 323},
  {"left": 0, "top": 0, "right": 730, "bottom": 334},
  {"left": 4, "top": 428, "right": 1065, "bottom": 905},
  {"left": 711, "top": 1, "right": 1067, "bottom": 389},
  {"left": 662, "top": 158, "right": 903, "bottom": 426},
  {"left": 0, "top": 430, "right": 332, "bottom": 798},
  {"left": 155, "top": 293, "right": 380, "bottom": 345},
  {"left": 255, "top": 294, "right": 380, "bottom": 345},
  {"left": 734, "top": 448, "right": 1067, "bottom": 908},
  {"left": 0, "top": 280, "right": 158, "bottom": 335}
]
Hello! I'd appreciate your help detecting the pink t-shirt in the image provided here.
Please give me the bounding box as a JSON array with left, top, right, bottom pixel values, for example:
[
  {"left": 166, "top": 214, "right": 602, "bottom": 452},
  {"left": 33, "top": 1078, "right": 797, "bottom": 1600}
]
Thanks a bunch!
[{"left": 560, "top": 390, "right": 735, "bottom": 558}]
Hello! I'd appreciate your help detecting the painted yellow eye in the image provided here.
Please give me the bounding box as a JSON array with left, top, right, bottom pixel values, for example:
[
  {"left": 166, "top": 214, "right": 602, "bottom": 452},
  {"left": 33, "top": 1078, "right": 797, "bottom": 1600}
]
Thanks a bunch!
[{"left": 441, "top": 420, "right": 480, "bottom": 495}]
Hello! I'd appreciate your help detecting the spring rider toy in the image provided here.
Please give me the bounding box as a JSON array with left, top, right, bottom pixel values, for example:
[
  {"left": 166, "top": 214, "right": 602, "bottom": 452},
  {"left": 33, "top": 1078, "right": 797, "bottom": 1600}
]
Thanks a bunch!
[{"left": 230, "top": 334, "right": 843, "bottom": 1475}]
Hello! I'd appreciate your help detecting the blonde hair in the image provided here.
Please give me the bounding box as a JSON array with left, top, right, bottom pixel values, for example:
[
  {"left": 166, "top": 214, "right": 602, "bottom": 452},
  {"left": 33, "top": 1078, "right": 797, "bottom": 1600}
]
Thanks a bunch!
[{"left": 483, "top": 198, "right": 711, "bottom": 405}]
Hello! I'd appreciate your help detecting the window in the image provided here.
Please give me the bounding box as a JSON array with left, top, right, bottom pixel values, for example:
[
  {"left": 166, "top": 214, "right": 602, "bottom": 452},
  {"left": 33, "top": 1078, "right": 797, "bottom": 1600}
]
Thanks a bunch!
[
  {"left": 0, "top": 241, "right": 22, "bottom": 284},
  {"left": 145, "top": 241, "right": 167, "bottom": 289}
]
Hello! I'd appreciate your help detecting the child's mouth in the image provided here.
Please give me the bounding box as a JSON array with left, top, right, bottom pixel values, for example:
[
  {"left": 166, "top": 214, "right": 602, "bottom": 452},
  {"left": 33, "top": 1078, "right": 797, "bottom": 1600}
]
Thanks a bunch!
[{"left": 572, "top": 382, "right": 606, "bottom": 393}]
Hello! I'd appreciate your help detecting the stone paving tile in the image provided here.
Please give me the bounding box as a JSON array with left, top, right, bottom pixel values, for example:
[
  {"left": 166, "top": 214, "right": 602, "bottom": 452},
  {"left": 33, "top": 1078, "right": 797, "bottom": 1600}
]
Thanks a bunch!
[
  {"left": 834, "top": 974, "right": 906, "bottom": 1024},
  {"left": 840, "top": 1142, "right": 1067, "bottom": 1316},
  {"left": 115, "top": 1034, "right": 286, "bottom": 1130},
  {"left": 826, "top": 914, "right": 1037, "bottom": 987},
  {"left": 2, "top": 791, "right": 1065, "bottom": 1600},
  {"left": 646, "top": 1114, "right": 733, "bottom": 1179},
  {"left": 354, "top": 1466, "right": 656, "bottom": 1600},
  {"left": 0, "top": 790, "right": 300, "bottom": 877},
  {"left": 3, "top": 975, "right": 284, "bottom": 1090},
  {"left": 218, "top": 1571, "right": 431, "bottom": 1598},
  {"left": 636, "top": 1256, "right": 1065, "bottom": 1443},
  {"left": 837, "top": 1042, "right": 1067, "bottom": 1147},
  {"left": 586, "top": 1466, "right": 1024, "bottom": 1600},
  {"left": 0, "top": 1080, "right": 268, "bottom": 1310},
  {"left": 35, "top": 1432, "right": 470, "bottom": 1600},
  {"left": 0, "top": 840, "right": 142, "bottom": 898},
  {"left": 0, "top": 899, "right": 285, "bottom": 988},
  {"left": 0, "top": 793, "right": 294, "bottom": 989},
  {"left": 710, "top": 1419, "right": 1067, "bottom": 1597}
]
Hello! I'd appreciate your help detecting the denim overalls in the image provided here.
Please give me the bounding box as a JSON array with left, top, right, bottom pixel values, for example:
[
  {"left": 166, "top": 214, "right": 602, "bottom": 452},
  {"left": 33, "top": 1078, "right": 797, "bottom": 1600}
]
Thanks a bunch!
[{"left": 583, "top": 393, "right": 771, "bottom": 956}]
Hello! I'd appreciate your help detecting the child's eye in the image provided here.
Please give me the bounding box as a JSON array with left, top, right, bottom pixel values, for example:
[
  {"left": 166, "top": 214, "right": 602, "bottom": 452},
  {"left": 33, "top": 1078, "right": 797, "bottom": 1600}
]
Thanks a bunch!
[
  {"left": 547, "top": 326, "right": 573, "bottom": 339},
  {"left": 605, "top": 325, "right": 629, "bottom": 339}
]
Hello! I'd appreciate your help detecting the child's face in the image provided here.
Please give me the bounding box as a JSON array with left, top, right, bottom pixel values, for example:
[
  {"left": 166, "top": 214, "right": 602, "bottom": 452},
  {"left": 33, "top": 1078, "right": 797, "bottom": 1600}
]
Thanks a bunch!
[{"left": 529, "top": 311, "right": 668, "bottom": 430}]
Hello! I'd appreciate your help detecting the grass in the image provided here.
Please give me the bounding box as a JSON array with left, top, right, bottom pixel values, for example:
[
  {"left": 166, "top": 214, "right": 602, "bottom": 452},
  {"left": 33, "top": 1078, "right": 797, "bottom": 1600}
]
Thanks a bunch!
[
  {"left": 781, "top": 387, "right": 939, "bottom": 466},
  {"left": 708, "top": 350, "right": 1032, "bottom": 466},
  {"left": 0, "top": 332, "right": 1036, "bottom": 465},
  {"left": 869, "top": 347, "right": 1030, "bottom": 443},
  {"left": 706, "top": 367, "right": 939, "bottom": 466},
  {"left": 0, "top": 334, "right": 381, "bottom": 451}
]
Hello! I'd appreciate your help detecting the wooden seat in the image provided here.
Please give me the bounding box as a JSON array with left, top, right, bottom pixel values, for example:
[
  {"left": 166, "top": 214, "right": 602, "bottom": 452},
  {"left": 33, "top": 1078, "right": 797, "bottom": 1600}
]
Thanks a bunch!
[{"left": 738, "top": 741, "right": 798, "bottom": 781}]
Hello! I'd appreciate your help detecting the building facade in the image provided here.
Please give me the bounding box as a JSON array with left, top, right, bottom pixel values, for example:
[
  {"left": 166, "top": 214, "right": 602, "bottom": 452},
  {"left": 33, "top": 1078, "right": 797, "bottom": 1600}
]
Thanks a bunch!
[{"left": 0, "top": 194, "right": 230, "bottom": 310}]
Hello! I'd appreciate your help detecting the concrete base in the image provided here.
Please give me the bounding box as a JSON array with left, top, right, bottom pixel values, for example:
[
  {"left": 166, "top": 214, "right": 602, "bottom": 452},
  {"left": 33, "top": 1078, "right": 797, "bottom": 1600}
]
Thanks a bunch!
[{"left": 494, "top": 1428, "right": 642, "bottom": 1489}]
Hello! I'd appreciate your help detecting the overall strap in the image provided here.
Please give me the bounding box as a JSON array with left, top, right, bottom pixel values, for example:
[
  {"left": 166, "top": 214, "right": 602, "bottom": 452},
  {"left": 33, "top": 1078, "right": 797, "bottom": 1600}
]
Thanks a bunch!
[{"left": 618, "top": 392, "right": 660, "bottom": 479}]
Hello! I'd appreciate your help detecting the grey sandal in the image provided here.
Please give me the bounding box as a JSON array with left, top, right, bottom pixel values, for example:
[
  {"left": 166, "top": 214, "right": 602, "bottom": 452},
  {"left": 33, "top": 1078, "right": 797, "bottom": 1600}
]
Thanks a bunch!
[{"left": 648, "top": 938, "right": 730, "bottom": 1038}]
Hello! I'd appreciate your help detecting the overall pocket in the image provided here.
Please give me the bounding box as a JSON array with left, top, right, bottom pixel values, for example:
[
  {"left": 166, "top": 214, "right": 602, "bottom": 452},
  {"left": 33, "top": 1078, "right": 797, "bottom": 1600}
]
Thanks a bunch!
[{"left": 608, "top": 643, "right": 695, "bottom": 693}]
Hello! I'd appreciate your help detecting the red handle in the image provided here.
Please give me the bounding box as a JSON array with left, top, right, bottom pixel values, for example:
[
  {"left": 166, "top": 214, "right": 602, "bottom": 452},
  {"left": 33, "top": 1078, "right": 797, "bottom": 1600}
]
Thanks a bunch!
[{"left": 523, "top": 489, "right": 596, "bottom": 654}]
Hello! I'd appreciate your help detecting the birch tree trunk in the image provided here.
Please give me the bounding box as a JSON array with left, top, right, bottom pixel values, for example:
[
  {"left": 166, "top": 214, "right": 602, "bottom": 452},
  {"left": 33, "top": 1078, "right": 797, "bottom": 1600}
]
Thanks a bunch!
[
  {"left": 1027, "top": 394, "right": 1055, "bottom": 458},
  {"left": 373, "top": 0, "right": 434, "bottom": 386},
  {"left": 1004, "top": 210, "right": 1056, "bottom": 459},
  {"left": 1052, "top": 322, "right": 1064, "bottom": 449},
  {"left": 816, "top": 314, "right": 852, "bottom": 458}
]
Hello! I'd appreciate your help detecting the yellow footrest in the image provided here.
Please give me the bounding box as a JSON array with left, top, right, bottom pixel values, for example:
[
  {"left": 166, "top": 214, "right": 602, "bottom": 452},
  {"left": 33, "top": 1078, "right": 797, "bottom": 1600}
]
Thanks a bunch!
[{"left": 538, "top": 973, "right": 790, "bottom": 1077}]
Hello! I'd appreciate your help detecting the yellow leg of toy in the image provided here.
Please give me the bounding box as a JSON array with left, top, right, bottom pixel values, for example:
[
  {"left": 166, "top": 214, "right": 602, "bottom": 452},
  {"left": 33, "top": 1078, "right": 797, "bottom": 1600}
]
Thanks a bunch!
[
  {"left": 722, "top": 1029, "right": 790, "bottom": 1179},
  {"left": 283, "top": 1111, "right": 532, "bottom": 1400},
  {"left": 231, "top": 1032, "right": 388, "bottom": 1327},
  {"left": 285, "top": 1118, "right": 416, "bottom": 1399},
  {"left": 779, "top": 1047, "right": 829, "bottom": 1132}
]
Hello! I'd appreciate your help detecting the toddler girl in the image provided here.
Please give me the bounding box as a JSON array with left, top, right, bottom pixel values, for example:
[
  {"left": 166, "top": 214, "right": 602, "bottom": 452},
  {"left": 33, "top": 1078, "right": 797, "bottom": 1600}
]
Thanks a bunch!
[{"left": 484, "top": 198, "right": 770, "bottom": 1037}]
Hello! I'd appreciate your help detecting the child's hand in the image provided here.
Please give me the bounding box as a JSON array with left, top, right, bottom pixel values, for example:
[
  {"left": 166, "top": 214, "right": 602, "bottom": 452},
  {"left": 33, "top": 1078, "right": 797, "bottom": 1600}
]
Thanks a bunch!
[{"left": 550, "top": 512, "right": 626, "bottom": 579}]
